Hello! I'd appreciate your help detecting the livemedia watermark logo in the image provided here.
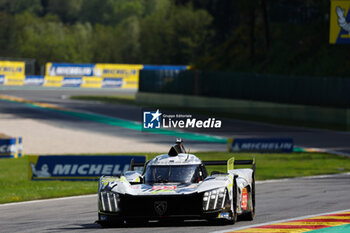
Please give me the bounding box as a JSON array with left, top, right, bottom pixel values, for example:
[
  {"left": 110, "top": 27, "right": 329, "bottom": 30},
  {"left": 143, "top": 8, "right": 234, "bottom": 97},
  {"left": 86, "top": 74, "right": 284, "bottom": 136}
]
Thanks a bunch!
[
  {"left": 143, "top": 109, "right": 162, "bottom": 129},
  {"left": 142, "top": 109, "right": 222, "bottom": 129}
]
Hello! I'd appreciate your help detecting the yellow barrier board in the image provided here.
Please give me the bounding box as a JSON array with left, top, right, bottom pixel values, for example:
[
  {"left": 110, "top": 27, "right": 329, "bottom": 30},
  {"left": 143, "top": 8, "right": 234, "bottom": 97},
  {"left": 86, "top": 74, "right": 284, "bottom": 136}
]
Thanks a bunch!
[
  {"left": 3, "top": 76, "right": 25, "bottom": 86},
  {"left": 94, "top": 64, "right": 143, "bottom": 89},
  {"left": 45, "top": 63, "right": 143, "bottom": 89},
  {"left": 28, "top": 155, "right": 39, "bottom": 179},
  {"left": 81, "top": 77, "right": 102, "bottom": 88},
  {"left": 330, "top": 0, "right": 350, "bottom": 44},
  {"left": 0, "top": 61, "right": 25, "bottom": 77},
  {"left": 43, "top": 76, "right": 63, "bottom": 87}
]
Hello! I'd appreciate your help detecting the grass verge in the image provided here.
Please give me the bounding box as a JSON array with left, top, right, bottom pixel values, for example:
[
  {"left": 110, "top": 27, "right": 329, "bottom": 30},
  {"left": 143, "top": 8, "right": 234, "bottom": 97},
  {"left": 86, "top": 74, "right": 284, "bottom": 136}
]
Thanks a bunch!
[
  {"left": 1, "top": 152, "right": 350, "bottom": 204},
  {"left": 71, "top": 95, "right": 136, "bottom": 105}
]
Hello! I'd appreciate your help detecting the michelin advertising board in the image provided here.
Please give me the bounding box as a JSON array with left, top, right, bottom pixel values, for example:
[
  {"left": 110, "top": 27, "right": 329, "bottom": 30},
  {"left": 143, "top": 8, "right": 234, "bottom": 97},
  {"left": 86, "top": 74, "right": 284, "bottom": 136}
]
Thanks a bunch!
[
  {"left": 0, "top": 61, "right": 188, "bottom": 88},
  {"left": 24, "top": 75, "right": 45, "bottom": 86},
  {"left": 95, "top": 64, "right": 143, "bottom": 88},
  {"left": 228, "top": 138, "right": 293, "bottom": 153},
  {"left": 0, "top": 61, "right": 26, "bottom": 86},
  {"left": 0, "top": 61, "right": 25, "bottom": 77},
  {"left": 29, "top": 155, "right": 146, "bottom": 181},
  {"left": 46, "top": 63, "right": 95, "bottom": 77},
  {"left": 0, "top": 137, "right": 22, "bottom": 158},
  {"left": 330, "top": 0, "right": 350, "bottom": 44},
  {"left": 45, "top": 63, "right": 143, "bottom": 89}
]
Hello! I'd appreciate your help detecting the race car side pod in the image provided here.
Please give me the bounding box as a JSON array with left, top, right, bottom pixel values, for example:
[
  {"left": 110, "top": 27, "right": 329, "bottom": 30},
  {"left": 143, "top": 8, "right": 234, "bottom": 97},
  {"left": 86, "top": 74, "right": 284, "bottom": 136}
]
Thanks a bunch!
[{"left": 203, "top": 158, "right": 256, "bottom": 172}]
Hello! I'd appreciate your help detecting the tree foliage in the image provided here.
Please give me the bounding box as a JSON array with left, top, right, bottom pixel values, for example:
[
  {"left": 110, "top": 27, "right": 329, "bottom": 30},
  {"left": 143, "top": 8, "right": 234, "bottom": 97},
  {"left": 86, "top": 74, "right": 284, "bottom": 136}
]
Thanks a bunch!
[
  {"left": 0, "top": 0, "right": 348, "bottom": 77},
  {"left": 0, "top": 0, "right": 213, "bottom": 68}
]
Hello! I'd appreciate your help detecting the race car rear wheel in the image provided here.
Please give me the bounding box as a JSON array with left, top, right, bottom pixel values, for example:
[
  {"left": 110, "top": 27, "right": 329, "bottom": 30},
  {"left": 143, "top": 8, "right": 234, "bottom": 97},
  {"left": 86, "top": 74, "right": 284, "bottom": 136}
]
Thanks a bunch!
[
  {"left": 240, "top": 174, "right": 255, "bottom": 221},
  {"left": 233, "top": 178, "right": 238, "bottom": 223}
]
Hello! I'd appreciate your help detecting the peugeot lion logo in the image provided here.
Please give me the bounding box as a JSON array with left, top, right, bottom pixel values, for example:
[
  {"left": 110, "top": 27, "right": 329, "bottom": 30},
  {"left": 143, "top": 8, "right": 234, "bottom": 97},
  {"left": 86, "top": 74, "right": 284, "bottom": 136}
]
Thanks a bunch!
[{"left": 154, "top": 201, "right": 167, "bottom": 216}]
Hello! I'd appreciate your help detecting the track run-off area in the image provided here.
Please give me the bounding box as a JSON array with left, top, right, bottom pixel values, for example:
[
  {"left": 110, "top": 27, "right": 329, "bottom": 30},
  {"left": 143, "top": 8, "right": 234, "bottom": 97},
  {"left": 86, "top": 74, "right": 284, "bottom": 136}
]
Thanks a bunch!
[
  {"left": 2, "top": 87, "right": 350, "bottom": 155},
  {"left": 217, "top": 209, "right": 350, "bottom": 233},
  {"left": 1, "top": 87, "right": 350, "bottom": 232},
  {"left": 1, "top": 174, "right": 350, "bottom": 233}
]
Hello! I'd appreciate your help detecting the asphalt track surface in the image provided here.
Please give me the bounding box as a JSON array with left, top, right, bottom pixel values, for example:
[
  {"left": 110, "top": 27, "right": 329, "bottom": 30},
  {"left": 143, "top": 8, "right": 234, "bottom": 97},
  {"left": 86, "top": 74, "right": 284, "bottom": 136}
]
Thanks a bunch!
[
  {"left": 1, "top": 87, "right": 350, "bottom": 155},
  {"left": 1, "top": 87, "right": 350, "bottom": 233},
  {"left": 1, "top": 173, "right": 350, "bottom": 233},
  {"left": 0, "top": 87, "right": 225, "bottom": 151}
]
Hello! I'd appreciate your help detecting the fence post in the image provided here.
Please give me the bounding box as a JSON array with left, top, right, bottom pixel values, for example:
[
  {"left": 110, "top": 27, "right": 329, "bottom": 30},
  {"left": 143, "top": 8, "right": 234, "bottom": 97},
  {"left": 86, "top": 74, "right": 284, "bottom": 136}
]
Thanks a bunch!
[{"left": 194, "top": 70, "right": 198, "bottom": 96}]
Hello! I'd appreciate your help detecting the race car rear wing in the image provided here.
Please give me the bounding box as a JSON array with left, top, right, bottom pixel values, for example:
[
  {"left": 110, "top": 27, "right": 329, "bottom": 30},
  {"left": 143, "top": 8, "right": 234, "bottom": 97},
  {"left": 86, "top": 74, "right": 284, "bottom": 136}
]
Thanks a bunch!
[
  {"left": 130, "top": 157, "right": 255, "bottom": 173},
  {"left": 203, "top": 157, "right": 255, "bottom": 173},
  {"left": 130, "top": 159, "right": 147, "bottom": 171}
]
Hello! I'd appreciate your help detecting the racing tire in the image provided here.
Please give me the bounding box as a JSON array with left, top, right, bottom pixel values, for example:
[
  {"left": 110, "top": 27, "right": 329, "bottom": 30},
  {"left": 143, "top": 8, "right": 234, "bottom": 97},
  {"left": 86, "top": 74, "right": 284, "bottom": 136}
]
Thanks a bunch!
[
  {"left": 240, "top": 174, "right": 255, "bottom": 221},
  {"left": 228, "top": 178, "right": 238, "bottom": 224}
]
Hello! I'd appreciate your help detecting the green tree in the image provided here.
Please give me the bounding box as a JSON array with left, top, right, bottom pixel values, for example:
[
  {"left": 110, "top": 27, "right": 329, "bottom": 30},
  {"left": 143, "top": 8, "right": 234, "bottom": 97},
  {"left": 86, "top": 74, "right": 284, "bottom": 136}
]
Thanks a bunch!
[
  {"left": 170, "top": 5, "right": 214, "bottom": 64},
  {"left": 80, "top": 0, "right": 148, "bottom": 25},
  {"left": 13, "top": 13, "right": 93, "bottom": 65},
  {"left": 140, "top": 1, "right": 213, "bottom": 64},
  {"left": 45, "top": 0, "right": 83, "bottom": 23},
  {"left": 91, "top": 24, "right": 120, "bottom": 63},
  {"left": 115, "top": 16, "right": 141, "bottom": 63},
  {"left": 0, "top": 12, "right": 14, "bottom": 56},
  {"left": 0, "top": 0, "right": 42, "bottom": 14},
  {"left": 109, "top": 0, "right": 145, "bottom": 24},
  {"left": 69, "top": 22, "right": 93, "bottom": 62}
]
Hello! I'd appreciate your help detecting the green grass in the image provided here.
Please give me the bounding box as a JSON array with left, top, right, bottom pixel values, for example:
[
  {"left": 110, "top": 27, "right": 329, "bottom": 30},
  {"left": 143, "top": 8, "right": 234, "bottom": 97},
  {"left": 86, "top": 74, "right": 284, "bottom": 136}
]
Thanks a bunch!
[
  {"left": 0, "top": 156, "right": 98, "bottom": 204},
  {"left": 71, "top": 95, "right": 136, "bottom": 105},
  {"left": 1, "top": 152, "right": 350, "bottom": 204},
  {"left": 148, "top": 152, "right": 350, "bottom": 180}
]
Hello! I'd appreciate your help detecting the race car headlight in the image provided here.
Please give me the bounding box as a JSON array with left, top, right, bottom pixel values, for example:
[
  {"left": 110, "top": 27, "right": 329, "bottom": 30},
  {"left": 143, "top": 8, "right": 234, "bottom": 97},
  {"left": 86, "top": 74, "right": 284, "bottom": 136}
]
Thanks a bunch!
[
  {"left": 203, "top": 188, "right": 226, "bottom": 211},
  {"left": 99, "top": 191, "right": 120, "bottom": 212}
]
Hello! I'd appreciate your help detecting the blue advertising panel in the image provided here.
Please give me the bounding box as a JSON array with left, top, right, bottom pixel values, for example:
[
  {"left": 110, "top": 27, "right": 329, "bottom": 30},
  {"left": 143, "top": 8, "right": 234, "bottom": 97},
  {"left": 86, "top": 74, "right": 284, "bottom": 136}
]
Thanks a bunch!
[
  {"left": 47, "top": 63, "right": 95, "bottom": 77},
  {"left": 0, "top": 75, "right": 4, "bottom": 84},
  {"left": 29, "top": 155, "right": 146, "bottom": 181},
  {"left": 228, "top": 138, "right": 293, "bottom": 153},
  {"left": 142, "top": 65, "right": 188, "bottom": 70},
  {"left": 330, "top": 0, "right": 350, "bottom": 44},
  {"left": 0, "top": 137, "right": 22, "bottom": 158},
  {"left": 62, "top": 77, "right": 82, "bottom": 87},
  {"left": 102, "top": 78, "right": 123, "bottom": 88},
  {"left": 24, "top": 75, "right": 45, "bottom": 86}
]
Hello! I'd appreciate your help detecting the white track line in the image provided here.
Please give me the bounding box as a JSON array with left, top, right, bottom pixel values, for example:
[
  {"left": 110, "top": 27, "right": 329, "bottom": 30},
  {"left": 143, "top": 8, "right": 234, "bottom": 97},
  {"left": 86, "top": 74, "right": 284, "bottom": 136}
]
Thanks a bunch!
[
  {"left": 0, "top": 194, "right": 96, "bottom": 207},
  {"left": 212, "top": 208, "right": 350, "bottom": 233},
  {"left": 256, "top": 172, "right": 350, "bottom": 184}
]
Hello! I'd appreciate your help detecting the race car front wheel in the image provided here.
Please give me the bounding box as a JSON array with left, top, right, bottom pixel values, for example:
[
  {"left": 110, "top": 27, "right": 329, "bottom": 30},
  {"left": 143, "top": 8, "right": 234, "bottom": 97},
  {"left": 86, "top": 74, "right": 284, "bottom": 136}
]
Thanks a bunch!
[
  {"left": 206, "top": 187, "right": 237, "bottom": 225},
  {"left": 230, "top": 178, "right": 238, "bottom": 224}
]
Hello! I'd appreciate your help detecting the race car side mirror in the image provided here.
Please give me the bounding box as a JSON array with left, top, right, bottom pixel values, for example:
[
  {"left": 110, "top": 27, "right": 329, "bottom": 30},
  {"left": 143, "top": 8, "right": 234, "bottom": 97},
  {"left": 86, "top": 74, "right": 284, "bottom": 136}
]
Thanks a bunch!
[
  {"left": 124, "top": 171, "right": 143, "bottom": 184},
  {"left": 130, "top": 176, "right": 144, "bottom": 184}
]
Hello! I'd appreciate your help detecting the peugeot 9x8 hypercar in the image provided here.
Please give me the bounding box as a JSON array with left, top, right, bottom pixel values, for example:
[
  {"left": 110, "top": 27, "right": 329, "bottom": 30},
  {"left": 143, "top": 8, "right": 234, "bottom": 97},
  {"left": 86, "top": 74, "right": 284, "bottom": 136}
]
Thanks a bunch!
[{"left": 97, "top": 139, "right": 255, "bottom": 226}]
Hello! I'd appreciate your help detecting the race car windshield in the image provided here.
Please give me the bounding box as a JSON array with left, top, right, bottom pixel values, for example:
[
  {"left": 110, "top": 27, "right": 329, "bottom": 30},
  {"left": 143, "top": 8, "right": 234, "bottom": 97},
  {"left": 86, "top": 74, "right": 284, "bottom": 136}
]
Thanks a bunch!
[{"left": 145, "top": 165, "right": 200, "bottom": 184}]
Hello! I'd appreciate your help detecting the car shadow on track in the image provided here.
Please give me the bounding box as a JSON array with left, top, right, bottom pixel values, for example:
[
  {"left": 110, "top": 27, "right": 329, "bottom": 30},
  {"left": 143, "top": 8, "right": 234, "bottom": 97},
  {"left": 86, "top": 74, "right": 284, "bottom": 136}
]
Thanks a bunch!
[{"left": 51, "top": 219, "right": 231, "bottom": 231}]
